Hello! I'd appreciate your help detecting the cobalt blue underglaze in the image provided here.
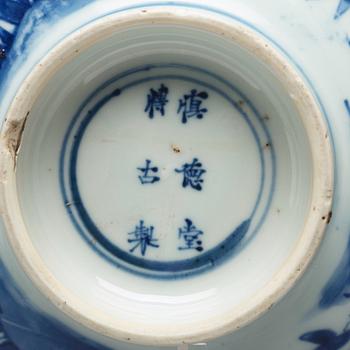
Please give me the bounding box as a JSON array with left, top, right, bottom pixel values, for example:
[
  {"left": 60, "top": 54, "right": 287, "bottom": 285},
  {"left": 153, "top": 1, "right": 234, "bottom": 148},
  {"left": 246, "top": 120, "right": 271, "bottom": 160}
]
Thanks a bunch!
[
  {"left": 128, "top": 220, "right": 160, "bottom": 256},
  {"left": 299, "top": 236, "right": 350, "bottom": 348},
  {"left": 0, "top": 0, "right": 37, "bottom": 69},
  {"left": 345, "top": 100, "right": 350, "bottom": 117},
  {"left": 177, "top": 218, "right": 204, "bottom": 252},
  {"left": 177, "top": 89, "right": 208, "bottom": 123},
  {"left": 334, "top": 0, "right": 350, "bottom": 19},
  {"left": 0, "top": 2, "right": 56, "bottom": 349},
  {"left": 144, "top": 83, "right": 169, "bottom": 118},
  {"left": 319, "top": 237, "right": 350, "bottom": 309},
  {"left": 299, "top": 229, "right": 350, "bottom": 347},
  {"left": 0, "top": 0, "right": 93, "bottom": 96},
  {"left": 0, "top": 3, "right": 166, "bottom": 349},
  {"left": 0, "top": 0, "right": 343, "bottom": 349},
  {"left": 127, "top": 217, "right": 206, "bottom": 256},
  {"left": 137, "top": 159, "right": 161, "bottom": 185},
  {"left": 295, "top": 2, "right": 350, "bottom": 348},
  {"left": 60, "top": 66, "right": 274, "bottom": 279},
  {"left": 175, "top": 157, "right": 206, "bottom": 191},
  {"left": 144, "top": 83, "right": 209, "bottom": 123},
  {"left": 300, "top": 327, "right": 350, "bottom": 350},
  {"left": 0, "top": 261, "right": 110, "bottom": 350}
]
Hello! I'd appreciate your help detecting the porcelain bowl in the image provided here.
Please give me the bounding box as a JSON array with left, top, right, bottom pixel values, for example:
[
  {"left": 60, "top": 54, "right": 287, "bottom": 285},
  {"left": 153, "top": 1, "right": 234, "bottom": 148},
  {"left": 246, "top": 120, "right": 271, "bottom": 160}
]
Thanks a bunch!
[{"left": 0, "top": 6, "right": 333, "bottom": 348}]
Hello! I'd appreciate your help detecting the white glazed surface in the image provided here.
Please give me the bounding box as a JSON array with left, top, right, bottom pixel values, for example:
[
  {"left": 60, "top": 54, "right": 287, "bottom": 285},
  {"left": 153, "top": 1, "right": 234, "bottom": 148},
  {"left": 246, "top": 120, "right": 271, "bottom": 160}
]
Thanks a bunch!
[
  {"left": 0, "top": 1, "right": 348, "bottom": 350},
  {"left": 0, "top": 7, "right": 333, "bottom": 346}
]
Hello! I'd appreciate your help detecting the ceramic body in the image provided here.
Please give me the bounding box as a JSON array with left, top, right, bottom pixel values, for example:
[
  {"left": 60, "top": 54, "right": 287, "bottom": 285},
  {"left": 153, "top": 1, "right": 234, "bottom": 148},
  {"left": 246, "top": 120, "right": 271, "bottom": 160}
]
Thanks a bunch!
[{"left": 0, "top": 1, "right": 349, "bottom": 350}]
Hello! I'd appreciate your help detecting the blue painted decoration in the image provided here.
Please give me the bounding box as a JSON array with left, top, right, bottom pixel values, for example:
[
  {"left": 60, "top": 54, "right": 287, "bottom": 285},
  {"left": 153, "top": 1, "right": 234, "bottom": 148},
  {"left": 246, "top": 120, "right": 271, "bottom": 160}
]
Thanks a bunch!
[
  {"left": 144, "top": 83, "right": 169, "bottom": 118},
  {"left": 334, "top": 0, "right": 350, "bottom": 19},
  {"left": 4, "top": 0, "right": 284, "bottom": 278},
  {"left": 178, "top": 218, "right": 204, "bottom": 252},
  {"left": 345, "top": 99, "right": 350, "bottom": 117},
  {"left": 0, "top": 0, "right": 37, "bottom": 68},
  {"left": 177, "top": 89, "right": 208, "bottom": 123},
  {"left": 300, "top": 323, "right": 350, "bottom": 350},
  {"left": 319, "top": 237, "right": 350, "bottom": 309},
  {"left": 0, "top": 260, "right": 110, "bottom": 350},
  {"left": 60, "top": 64, "right": 273, "bottom": 279},
  {"left": 128, "top": 220, "right": 159, "bottom": 256},
  {"left": 0, "top": 0, "right": 33, "bottom": 25},
  {"left": 0, "top": 310, "right": 16, "bottom": 350},
  {"left": 175, "top": 158, "right": 206, "bottom": 191},
  {"left": 0, "top": 26, "right": 12, "bottom": 60},
  {"left": 137, "top": 159, "right": 160, "bottom": 184},
  {"left": 0, "top": 0, "right": 321, "bottom": 345}
]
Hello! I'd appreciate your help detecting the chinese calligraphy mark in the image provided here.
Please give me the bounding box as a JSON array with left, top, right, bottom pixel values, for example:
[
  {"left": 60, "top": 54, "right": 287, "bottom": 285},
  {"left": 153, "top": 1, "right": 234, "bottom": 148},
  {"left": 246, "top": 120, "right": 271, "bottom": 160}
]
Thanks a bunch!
[
  {"left": 128, "top": 220, "right": 159, "bottom": 256},
  {"left": 138, "top": 159, "right": 160, "bottom": 184},
  {"left": 178, "top": 218, "right": 204, "bottom": 252},
  {"left": 175, "top": 158, "right": 206, "bottom": 191},
  {"left": 177, "top": 89, "right": 208, "bottom": 124},
  {"left": 144, "top": 84, "right": 169, "bottom": 118}
]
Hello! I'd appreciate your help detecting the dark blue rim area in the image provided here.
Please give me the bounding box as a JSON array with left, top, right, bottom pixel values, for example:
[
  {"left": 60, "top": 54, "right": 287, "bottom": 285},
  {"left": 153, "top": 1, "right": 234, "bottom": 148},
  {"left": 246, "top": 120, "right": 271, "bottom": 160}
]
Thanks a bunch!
[{"left": 60, "top": 64, "right": 275, "bottom": 279}]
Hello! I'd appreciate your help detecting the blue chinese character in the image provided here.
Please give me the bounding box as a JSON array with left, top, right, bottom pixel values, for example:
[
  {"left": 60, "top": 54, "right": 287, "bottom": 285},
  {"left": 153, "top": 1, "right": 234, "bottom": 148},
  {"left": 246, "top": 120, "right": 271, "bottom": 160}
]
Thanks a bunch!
[
  {"left": 138, "top": 159, "right": 160, "bottom": 184},
  {"left": 175, "top": 158, "right": 206, "bottom": 191},
  {"left": 144, "top": 83, "right": 169, "bottom": 118},
  {"left": 177, "top": 89, "right": 208, "bottom": 123},
  {"left": 178, "top": 218, "right": 204, "bottom": 252},
  {"left": 128, "top": 220, "right": 159, "bottom": 256}
]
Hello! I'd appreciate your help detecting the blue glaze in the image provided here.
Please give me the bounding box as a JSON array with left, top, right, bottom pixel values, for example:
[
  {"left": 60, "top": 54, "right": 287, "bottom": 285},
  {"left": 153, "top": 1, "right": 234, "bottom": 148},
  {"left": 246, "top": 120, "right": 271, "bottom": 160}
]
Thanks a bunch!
[
  {"left": 178, "top": 218, "right": 204, "bottom": 252},
  {"left": 319, "top": 237, "right": 350, "bottom": 309},
  {"left": 300, "top": 326, "right": 350, "bottom": 350},
  {"left": 65, "top": 78, "right": 253, "bottom": 276},
  {"left": 175, "top": 158, "right": 206, "bottom": 191},
  {"left": 61, "top": 68, "right": 269, "bottom": 279},
  {"left": 334, "top": 0, "right": 350, "bottom": 19},
  {"left": 0, "top": 1, "right": 336, "bottom": 347},
  {"left": 0, "top": 260, "right": 110, "bottom": 350},
  {"left": 0, "top": 307, "right": 16, "bottom": 349},
  {"left": 0, "top": 0, "right": 94, "bottom": 90},
  {"left": 59, "top": 65, "right": 274, "bottom": 265},
  {"left": 177, "top": 89, "right": 208, "bottom": 123},
  {"left": 66, "top": 157, "right": 250, "bottom": 280},
  {"left": 137, "top": 159, "right": 160, "bottom": 184},
  {"left": 0, "top": 1, "right": 32, "bottom": 25},
  {"left": 128, "top": 220, "right": 159, "bottom": 256},
  {"left": 301, "top": 85, "right": 350, "bottom": 350},
  {"left": 10, "top": 0, "right": 334, "bottom": 279},
  {"left": 144, "top": 83, "right": 169, "bottom": 118},
  {"left": 0, "top": 2, "right": 333, "bottom": 187},
  {"left": 48, "top": 0, "right": 333, "bottom": 181},
  {"left": 302, "top": 237, "right": 350, "bottom": 347},
  {"left": 0, "top": 27, "right": 14, "bottom": 53},
  {"left": 345, "top": 99, "right": 350, "bottom": 117},
  {"left": 0, "top": 0, "right": 36, "bottom": 68}
]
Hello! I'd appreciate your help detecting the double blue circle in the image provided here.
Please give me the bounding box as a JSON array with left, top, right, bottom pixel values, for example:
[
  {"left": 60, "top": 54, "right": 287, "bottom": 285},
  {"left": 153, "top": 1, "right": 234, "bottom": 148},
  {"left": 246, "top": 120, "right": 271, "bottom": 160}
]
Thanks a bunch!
[{"left": 60, "top": 64, "right": 275, "bottom": 279}]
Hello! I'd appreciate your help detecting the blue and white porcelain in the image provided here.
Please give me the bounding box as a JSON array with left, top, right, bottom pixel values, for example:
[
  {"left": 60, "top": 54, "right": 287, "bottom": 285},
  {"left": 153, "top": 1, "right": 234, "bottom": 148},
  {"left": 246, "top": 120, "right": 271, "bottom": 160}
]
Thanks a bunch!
[{"left": 0, "top": 1, "right": 349, "bottom": 349}]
